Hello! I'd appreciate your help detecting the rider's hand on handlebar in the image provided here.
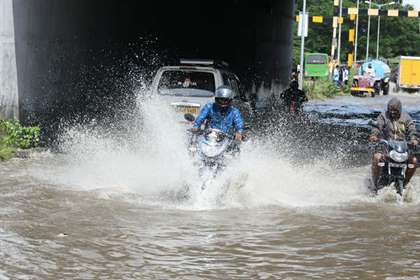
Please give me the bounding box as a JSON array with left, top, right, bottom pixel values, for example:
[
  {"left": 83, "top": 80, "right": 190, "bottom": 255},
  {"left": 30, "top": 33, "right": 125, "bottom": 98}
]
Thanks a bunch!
[
  {"left": 235, "top": 132, "right": 242, "bottom": 141},
  {"left": 368, "top": 135, "right": 379, "bottom": 142},
  {"left": 190, "top": 127, "right": 200, "bottom": 134},
  {"left": 410, "top": 139, "right": 419, "bottom": 147}
]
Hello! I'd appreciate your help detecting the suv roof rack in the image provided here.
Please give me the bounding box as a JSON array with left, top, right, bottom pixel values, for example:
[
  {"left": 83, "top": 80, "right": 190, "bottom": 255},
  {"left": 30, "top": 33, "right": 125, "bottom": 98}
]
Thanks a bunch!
[{"left": 180, "top": 58, "right": 229, "bottom": 69}]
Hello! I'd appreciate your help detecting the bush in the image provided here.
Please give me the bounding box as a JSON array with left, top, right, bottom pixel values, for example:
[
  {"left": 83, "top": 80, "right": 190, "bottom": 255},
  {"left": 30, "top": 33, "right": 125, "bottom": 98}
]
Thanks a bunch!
[
  {"left": 0, "top": 120, "right": 40, "bottom": 149},
  {"left": 303, "top": 77, "right": 341, "bottom": 100}
]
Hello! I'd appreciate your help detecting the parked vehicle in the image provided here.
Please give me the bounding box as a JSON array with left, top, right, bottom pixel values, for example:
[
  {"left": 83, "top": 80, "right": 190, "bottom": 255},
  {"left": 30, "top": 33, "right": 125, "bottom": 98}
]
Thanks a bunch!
[
  {"left": 352, "top": 60, "right": 391, "bottom": 97},
  {"left": 151, "top": 59, "right": 252, "bottom": 123},
  {"left": 397, "top": 56, "right": 420, "bottom": 92},
  {"left": 350, "top": 74, "right": 376, "bottom": 97},
  {"left": 304, "top": 53, "right": 329, "bottom": 78}
]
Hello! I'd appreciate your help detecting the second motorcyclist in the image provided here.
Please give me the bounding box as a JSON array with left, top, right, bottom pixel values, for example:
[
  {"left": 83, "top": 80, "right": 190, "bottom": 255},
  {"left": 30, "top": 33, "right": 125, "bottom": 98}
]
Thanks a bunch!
[
  {"left": 279, "top": 80, "right": 308, "bottom": 113},
  {"left": 369, "top": 97, "right": 418, "bottom": 187},
  {"left": 191, "top": 85, "right": 244, "bottom": 141}
]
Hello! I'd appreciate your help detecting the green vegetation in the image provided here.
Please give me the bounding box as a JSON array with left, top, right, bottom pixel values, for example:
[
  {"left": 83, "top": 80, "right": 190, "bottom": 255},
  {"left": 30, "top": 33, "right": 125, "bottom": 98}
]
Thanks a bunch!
[
  {"left": 294, "top": 0, "right": 419, "bottom": 99},
  {"left": 293, "top": 0, "right": 420, "bottom": 65},
  {"left": 303, "top": 66, "right": 357, "bottom": 100},
  {"left": 304, "top": 78, "right": 341, "bottom": 100},
  {"left": 0, "top": 120, "right": 40, "bottom": 160}
]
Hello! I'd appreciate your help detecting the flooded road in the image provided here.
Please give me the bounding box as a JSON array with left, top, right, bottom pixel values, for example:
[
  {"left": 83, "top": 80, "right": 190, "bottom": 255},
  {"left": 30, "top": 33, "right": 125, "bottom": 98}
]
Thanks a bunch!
[{"left": 2, "top": 93, "right": 420, "bottom": 279}]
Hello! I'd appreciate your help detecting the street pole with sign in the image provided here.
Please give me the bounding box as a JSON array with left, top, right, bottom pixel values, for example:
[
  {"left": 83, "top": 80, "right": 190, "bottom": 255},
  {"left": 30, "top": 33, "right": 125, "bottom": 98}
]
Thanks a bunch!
[{"left": 298, "top": 0, "right": 307, "bottom": 90}]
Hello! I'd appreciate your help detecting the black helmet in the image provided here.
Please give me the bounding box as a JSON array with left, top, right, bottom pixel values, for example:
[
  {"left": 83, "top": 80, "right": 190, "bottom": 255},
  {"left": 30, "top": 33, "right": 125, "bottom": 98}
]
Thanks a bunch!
[
  {"left": 290, "top": 80, "right": 299, "bottom": 90},
  {"left": 215, "top": 85, "right": 234, "bottom": 108}
]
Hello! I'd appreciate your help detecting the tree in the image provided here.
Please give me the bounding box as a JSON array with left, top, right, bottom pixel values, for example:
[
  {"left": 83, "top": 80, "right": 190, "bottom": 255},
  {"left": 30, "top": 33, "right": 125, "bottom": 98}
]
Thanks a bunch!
[{"left": 293, "top": 0, "right": 420, "bottom": 66}]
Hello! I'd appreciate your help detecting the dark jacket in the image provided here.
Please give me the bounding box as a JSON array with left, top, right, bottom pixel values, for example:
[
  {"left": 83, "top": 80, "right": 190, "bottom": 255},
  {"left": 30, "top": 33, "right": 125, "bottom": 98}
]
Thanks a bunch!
[
  {"left": 280, "top": 88, "right": 308, "bottom": 108},
  {"left": 371, "top": 111, "right": 418, "bottom": 141}
]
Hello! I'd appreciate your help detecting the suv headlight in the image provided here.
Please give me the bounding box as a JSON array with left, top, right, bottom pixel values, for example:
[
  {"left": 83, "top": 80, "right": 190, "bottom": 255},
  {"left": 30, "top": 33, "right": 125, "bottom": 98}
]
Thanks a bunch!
[{"left": 389, "top": 150, "right": 408, "bottom": 162}]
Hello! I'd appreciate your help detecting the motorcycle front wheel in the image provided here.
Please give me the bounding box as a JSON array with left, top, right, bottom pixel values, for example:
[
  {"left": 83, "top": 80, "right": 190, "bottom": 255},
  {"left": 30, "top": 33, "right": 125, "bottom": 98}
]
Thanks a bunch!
[{"left": 395, "top": 179, "right": 404, "bottom": 196}]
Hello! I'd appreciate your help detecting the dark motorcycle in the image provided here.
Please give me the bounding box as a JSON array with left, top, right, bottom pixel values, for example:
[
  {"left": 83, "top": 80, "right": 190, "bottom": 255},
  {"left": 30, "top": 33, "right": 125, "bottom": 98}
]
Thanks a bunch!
[
  {"left": 369, "top": 120, "right": 418, "bottom": 196},
  {"left": 373, "top": 138, "right": 411, "bottom": 196}
]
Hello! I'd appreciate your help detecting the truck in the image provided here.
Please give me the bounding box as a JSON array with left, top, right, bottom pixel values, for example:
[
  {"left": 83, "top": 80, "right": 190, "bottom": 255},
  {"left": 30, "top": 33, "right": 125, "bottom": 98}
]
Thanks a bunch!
[{"left": 397, "top": 56, "right": 420, "bottom": 91}]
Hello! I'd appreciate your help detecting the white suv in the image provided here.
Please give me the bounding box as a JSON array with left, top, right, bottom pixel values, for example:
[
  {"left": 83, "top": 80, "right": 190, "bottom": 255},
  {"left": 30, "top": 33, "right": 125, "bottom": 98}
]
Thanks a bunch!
[{"left": 151, "top": 59, "right": 251, "bottom": 122}]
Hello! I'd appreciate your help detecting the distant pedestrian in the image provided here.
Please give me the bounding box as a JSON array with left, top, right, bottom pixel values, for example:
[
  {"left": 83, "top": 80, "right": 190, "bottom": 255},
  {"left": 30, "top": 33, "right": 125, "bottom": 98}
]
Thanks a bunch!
[
  {"left": 342, "top": 66, "right": 349, "bottom": 85},
  {"left": 333, "top": 65, "right": 341, "bottom": 87},
  {"left": 365, "top": 63, "right": 376, "bottom": 78}
]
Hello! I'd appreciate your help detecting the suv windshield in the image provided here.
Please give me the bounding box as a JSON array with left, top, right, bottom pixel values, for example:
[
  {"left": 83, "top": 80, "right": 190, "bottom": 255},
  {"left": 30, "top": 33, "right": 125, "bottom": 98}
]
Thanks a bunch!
[{"left": 158, "top": 70, "right": 216, "bottom": 97}]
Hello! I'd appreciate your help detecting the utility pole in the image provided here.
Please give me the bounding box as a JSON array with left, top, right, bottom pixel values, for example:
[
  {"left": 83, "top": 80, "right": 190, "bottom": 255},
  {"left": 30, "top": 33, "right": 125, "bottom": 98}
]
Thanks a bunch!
[
  {"left": 299, "top": 0, "right": 307, "bottom": 90},
  {"left": 368, "top": 1, "right": 395, "bottom": 59},
  {"left": 354, "top": 0, "right": 360, "bottom": 64},
  {"left": 366, "top": 0, "right": 372, "bottom": 60},
  {"left": 337, "top": 0, "right": 343, "bottom": 64},
  {"left": 376, "top": 14, "right": 381, "bottom": 59},
  {"left": 330, "top": 0, "right": 339, "bottom": 76}
]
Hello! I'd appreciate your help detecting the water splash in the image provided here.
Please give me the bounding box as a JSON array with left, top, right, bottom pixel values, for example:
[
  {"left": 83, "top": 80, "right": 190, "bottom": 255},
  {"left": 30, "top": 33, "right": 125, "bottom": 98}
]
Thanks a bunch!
[{"left": 29, "top": 88, "right": 420, "bottom": 210}]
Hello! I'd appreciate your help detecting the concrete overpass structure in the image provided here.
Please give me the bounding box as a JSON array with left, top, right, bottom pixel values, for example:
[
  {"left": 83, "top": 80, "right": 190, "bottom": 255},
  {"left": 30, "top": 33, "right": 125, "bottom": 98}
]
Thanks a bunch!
[{"left": 0, "top": 0, "right": 295, "bottom": 128}]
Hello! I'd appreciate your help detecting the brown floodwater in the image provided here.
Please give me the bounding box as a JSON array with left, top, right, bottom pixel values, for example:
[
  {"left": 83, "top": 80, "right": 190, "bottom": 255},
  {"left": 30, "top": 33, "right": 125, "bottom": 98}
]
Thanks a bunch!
[
  {"left": 1, "top": 151, "right": 420, "bottom": 280},
  {"left": 2, "top": 93, "right": 420, "bottom": 279}
]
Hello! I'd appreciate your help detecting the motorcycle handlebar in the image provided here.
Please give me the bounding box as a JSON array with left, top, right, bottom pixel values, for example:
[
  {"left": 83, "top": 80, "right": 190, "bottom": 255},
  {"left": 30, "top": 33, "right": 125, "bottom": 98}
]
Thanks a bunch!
[
  {"left": 187, "top": 128, "right": 241, "bottom": 142},
  {"left": 370, "top": 138, "right": 419, "bottom": 153}
]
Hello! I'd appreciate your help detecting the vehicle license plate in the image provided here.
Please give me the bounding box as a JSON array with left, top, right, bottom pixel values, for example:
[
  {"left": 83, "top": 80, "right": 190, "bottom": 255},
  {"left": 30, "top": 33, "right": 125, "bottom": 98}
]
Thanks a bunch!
[{"left": 176, "top": 106, "right": 199, "bottom": 115}]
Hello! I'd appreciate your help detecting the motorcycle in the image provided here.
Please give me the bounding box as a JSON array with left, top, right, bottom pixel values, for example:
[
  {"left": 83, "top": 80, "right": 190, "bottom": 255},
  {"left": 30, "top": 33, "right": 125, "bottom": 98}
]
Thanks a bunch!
[
  {"left": 184, "top": 113, "right": 240, "bottom": 190},
  {"left": 369, "top": 120, "right": 418, "bottom": 196},
  {"left": 373, "top": 138, "right": 412, "bottom": 196}
]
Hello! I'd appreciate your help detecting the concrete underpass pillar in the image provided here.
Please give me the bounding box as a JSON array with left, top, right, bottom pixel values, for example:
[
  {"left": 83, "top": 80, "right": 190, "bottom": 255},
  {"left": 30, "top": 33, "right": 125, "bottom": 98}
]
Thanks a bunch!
[
  {"left": 255, "top": 0, "right": 294, "bottom": 102},
  {"left": 0, "top": 0, "right": 19, "bottom": 120}
]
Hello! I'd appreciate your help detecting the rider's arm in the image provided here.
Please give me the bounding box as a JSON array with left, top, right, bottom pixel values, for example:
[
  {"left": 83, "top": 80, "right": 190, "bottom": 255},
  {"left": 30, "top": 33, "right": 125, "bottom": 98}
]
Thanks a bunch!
[
  {"left": 232, "top": 108, "right": 244, "bottom": 135},
  {"left": 193, "top": 103, "right": 211, "bottom": 129},
  {"left": 300, "top": 90, "right": 308, "bottom": 102},
  {"left": 405, "top": 114, "right": 419, "bottom": 142},
  {"left": 371, "top": 113, "right": 385, "bottom": 137},
  {"left": 369, "top": 113, "right": 385, "bottom": 141}
]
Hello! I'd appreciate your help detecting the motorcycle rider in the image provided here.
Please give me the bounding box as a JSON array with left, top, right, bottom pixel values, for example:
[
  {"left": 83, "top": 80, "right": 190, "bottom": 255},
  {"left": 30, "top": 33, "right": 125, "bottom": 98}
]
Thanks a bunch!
[
  {"left": 191, "top": 85, "right": 244, "bottom": 141},
  {"left": 369, "top": 97, "right": 419, "bottom": 187},
  {"left": 279, "top": 80, "right": 308, "bottom": 113}
]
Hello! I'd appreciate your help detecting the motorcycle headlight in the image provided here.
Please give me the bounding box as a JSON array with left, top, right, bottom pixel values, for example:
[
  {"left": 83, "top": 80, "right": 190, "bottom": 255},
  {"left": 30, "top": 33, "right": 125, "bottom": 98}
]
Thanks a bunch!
[
  {"left": 383, "top": 77, "right": 389, "bottom": 83},
  {"left": 200, "top": 143, "right": 223, "bottom": 158},
  {"left": 389, "top": 150, "right": 408, "bottom": 162}
]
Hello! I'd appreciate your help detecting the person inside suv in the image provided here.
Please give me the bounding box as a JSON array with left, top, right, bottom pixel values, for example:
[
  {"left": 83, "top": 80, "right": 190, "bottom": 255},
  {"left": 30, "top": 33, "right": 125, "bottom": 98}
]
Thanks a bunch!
[
  {"left": 182, "top": 76, "right": 195, "bottom": 88},
  {"left": 191, "top": 85, "right": 243, "bottom": 141}
]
